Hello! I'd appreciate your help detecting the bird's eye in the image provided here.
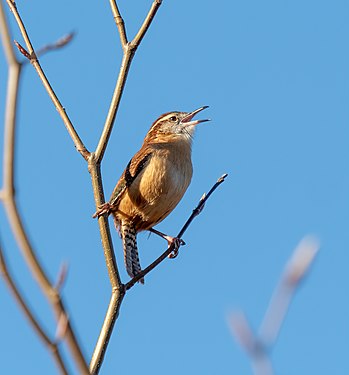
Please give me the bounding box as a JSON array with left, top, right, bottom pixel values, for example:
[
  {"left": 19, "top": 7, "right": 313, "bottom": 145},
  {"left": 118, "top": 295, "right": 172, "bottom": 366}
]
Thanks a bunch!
[{"left": 169, "top": 116, "right": 177, "bottom": 122}]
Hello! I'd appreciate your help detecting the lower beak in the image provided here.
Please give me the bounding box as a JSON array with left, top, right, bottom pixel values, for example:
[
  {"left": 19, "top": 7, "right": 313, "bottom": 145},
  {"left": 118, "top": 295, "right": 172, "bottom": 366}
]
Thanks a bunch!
[{"left": 181, "top": 106, "right": 210, "bottom": 126}]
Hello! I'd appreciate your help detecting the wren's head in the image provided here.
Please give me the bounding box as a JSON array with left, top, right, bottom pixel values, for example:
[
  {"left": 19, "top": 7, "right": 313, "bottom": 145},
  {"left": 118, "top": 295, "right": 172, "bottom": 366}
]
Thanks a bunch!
[{"left": 145, "top": 106, "right": 210, "bottom": 144}]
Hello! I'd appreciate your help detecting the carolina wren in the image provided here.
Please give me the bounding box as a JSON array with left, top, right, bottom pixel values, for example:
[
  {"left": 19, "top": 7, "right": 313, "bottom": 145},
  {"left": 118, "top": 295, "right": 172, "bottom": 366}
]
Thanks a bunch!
[{"left": 93, "top": 106, "right": 210, "bottom": 283}]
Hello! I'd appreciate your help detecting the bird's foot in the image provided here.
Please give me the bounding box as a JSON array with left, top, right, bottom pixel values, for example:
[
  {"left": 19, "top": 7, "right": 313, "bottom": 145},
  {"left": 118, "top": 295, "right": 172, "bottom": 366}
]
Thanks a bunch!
[
  {"left": 148, "top": 228, "right": 185, "bottom": 258},
  {"left": 92, "top": 202, "right": 112, "bottom": 218},
  {"left": 167, "top": 237, "right": 184, "bottom": 259}
]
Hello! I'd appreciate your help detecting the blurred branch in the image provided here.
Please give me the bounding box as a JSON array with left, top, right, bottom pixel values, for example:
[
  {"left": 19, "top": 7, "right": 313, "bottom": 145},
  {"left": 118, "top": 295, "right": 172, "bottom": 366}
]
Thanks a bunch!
[
  {"left": 125, "top": 173, "right": 228, "bottom": 290},
  {"left": 0, "top": 3, "right": 89, "bottom": 373},
  {"left": 259, "top": 237, "right": 319, "bottom": 344},
  {"left": 0, "top": 0, "right": 17, "bottom": 64},
  {"left": 0, "top": 1, "right": 21, "bottom": 199},
  {"left": 36, "top": 32, "right": 75, "bottom": 58},
  {"left": 229, "top": 237, "right": 319, "bottom": 375},
  {"left": 0, "top": 242, "right": 69, "bottom": 375},
  {"left": 5, "top": 0, "right": 89, "bottom": 160}
]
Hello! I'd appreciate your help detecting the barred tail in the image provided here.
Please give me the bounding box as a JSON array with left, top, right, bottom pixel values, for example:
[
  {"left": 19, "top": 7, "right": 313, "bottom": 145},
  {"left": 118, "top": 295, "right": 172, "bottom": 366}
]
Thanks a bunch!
[{"left": 120, "top": 221, "right": 144, "bottom": 284}]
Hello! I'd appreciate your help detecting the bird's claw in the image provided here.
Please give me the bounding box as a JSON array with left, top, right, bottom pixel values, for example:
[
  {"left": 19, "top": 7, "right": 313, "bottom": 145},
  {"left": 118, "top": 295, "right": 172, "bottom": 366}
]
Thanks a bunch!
[
  {"left": 168, "top": 237, "right": 185, "bottom": 259},
  {"left": 168, "top": 249, "right": 179, "bottom": 259},
  {"left": 92, "top": 202, "right": 112, "bottom": 218}
]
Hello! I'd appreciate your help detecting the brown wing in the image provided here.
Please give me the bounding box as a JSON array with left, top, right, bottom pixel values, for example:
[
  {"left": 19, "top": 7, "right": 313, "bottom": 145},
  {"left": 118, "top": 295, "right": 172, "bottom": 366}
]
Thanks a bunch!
[
  {"left": 109, "top": 151, "right": 152, "bottom": 207},
  {"left": 92, "top": 151, "right": 152, "bottom": 218}
]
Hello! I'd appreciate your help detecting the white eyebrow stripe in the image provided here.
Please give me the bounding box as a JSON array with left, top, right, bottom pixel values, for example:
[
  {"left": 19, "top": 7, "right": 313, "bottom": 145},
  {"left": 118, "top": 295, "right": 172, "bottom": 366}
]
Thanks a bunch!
[
  {"left": 161, "top": 113, "right": 176, "bottom": 121},
  {"left": 156, "top": 113, "right": 176, "bottom": 123},
  {"left": 149, "top": 112, "right": 178, "bottom": 130}
]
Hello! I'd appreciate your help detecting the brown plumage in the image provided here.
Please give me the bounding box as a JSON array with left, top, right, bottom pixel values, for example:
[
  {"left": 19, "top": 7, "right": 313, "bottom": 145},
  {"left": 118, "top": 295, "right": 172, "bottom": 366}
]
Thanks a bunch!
[{"left": 94, "top": 106, "right": 210, "bottom": 283}]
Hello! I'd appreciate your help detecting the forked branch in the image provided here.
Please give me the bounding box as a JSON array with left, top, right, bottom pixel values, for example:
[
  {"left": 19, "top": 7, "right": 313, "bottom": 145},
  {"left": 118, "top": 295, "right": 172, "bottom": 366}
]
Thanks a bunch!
[
  {"left": 94, "top": 0, "right": 162, "bottom": 163},
  {"left": 229, "top": 237, "right": 319, "bottom": 375},
  {"left": 5, "top": 0, "right": 89, "bottom": 160}
]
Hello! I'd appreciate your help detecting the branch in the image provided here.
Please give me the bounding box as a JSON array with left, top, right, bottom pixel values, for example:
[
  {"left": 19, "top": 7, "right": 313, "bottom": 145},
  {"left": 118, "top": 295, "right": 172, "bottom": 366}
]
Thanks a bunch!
[
  {"left": 14, "top": 32, "right": 75, "bottom": 62},
  {"left": 0, "top": 0, "right": 17, "bottom": 64},
  {"left": 89, "top": 289, "right": 125, "bottom": 375},
  {"left": 94, "top": 0, "right": 162, "bottom": 163},
  {"left": 259, "top": 237, "right": 319, "bottom": 344},
  {"left": 131, "top": 0, "right": 162, "bottom": 49},
  {"left": 229, "top": 237, "right": 319, "bottom": 375},
  {"left": 0, "top": 242, "right": 69, "bottom": 375},
  {"left": 89, "top": 2, "right": 163, "bottom": 372},
  {"left": 89, "top": 173, "right": 227, "bottom": 374},
  {"left": 88, "top": 161, "right": 122, "bottom": 289},
  {"left": 109, "top": 0, "right": 127, "bottom": 48},
  {"left": 0, "top": 4, "right": 89, "bottom": 373},
  {"left": 125, "top": 173, "right": 228, "bottom": 290},
  {"left": 94, "top": 49, "right": 133, "bottom": 163},
  {"left": 5, "top": 0, "right": 89, "bottom": 160},
  {"left": 36, "top": 32, "right": 75, "bottom": 58},
  {"left": 0, "top": 3, "right": 21, "bottom": 201},
  {"left": 1, "top": 70, "right": 90, "bottom": 374}
]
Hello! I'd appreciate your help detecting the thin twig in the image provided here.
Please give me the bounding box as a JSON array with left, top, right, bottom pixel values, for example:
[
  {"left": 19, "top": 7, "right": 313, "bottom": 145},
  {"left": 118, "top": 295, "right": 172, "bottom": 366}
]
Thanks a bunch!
[
  {"left": 109, "top": 0, "right": 127, "bottom": 48},
  {"left": 229, "top": 237, "right": 319, "bottom": 375},
  {"left": 36, "top": 32, "right": 75, "bottom": 58},
  {"left": 94, "top": 49, "right": 133, "bottom": 163},
  {"left": 0, "top": 243, "right": 69, "bottom": 375},
  {"left": 5, "top": 0, "right": 89, "bottom": 160},
  {"left": 131, "top": 0, "right": 162, "bottom": 49},
  {"left": 125, "top": 173, "right": 228, "bottom": 290},
  {"left": 94, "top": 0, "right": 162, "bottom": 163},
  {"left": 55, "top": 262, "right": 69, "bottom": 292}
]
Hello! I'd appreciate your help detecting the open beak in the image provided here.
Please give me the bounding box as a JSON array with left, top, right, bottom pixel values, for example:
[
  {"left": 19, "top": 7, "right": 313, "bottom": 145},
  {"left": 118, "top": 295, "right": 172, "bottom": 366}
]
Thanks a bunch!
[{"left": 181, "top": 106, "right": 210, "bottom": 127}]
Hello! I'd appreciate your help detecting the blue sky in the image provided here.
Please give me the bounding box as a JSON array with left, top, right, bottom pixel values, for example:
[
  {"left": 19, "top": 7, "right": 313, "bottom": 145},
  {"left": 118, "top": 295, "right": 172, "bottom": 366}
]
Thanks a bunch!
[{"left": 0, "top": 0, "right": 348, "bottom": 374}]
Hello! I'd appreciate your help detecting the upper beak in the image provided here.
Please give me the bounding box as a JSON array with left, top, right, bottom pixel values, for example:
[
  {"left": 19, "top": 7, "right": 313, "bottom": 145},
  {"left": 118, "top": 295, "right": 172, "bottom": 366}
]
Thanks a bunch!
[{"left": 180, "top": 106, "right": 210, "bottom": 126}]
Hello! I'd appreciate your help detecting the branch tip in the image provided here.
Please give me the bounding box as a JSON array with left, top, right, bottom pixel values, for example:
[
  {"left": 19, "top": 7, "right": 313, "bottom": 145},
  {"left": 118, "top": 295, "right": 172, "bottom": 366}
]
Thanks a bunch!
[
  {"left": 218, "top": 173, "right": 228, "bottom": 182},
  {"left": 55, "top": 262, "right": 69, "bottom": 292},
  {"left": 55, "top": 31, "right": 75, "bottom": 47},
  {"left": 284, "top": 236, "right": 320, "bottom": 286},
  {"left": 36, "top": 31, "right": 76, "bottom": 58},
  {"left": 14, "top": 40, "right": 31, "bottom": 59},
  {"left": 55, "top": 312, "right": 69, "bottom": 342}
]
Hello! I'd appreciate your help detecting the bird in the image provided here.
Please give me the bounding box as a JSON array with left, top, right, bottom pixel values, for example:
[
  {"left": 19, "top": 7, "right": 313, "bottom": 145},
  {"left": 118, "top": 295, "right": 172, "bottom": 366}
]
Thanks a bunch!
[{"left": 93, "top": 106, "right": 210, "bottom": 283}]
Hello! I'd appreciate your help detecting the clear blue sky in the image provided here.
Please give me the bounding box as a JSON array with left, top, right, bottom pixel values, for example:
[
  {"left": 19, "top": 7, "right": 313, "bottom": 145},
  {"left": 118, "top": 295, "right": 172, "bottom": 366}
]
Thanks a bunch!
[{"left": 1, "top": 1, "right": 348, "bottom": 374}]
